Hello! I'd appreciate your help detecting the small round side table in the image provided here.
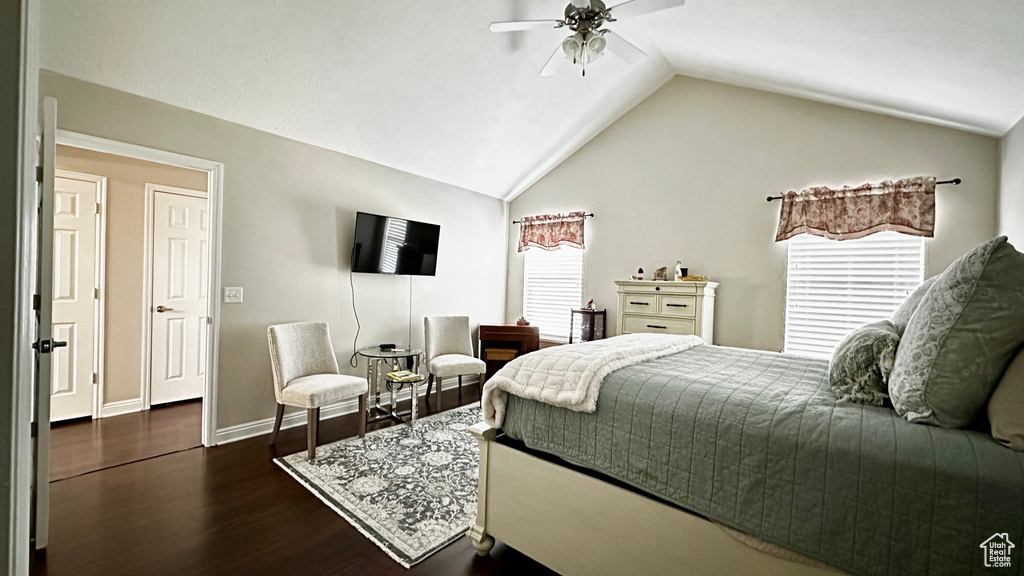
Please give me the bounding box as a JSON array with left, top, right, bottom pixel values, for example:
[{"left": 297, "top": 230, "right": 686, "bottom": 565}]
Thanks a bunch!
[{"left": 357, "top": 347, "right": 422, "bottom": 426}]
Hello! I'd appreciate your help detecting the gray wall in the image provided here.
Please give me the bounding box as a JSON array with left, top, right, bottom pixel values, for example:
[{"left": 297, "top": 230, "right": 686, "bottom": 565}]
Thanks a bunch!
[
  {"left": 508, "top": 76, "right": 1000, "bottom": 352},
  {"left": 40, "top": 71, "right": 508, "bottom": 431},
  {"left": 1000, "top": 116, "right": 1024, "bottom": 246},
  {"left": 0, "top": 0, "right": 23, "bottom": 569}
]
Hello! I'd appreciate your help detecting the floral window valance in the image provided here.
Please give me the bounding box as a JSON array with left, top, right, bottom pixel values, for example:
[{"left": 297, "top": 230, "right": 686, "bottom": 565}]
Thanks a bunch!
[
  {"left": 518, "top": 211, "right": 586, "bottom": 252},
  {"left": 775, "top": 176, "right": 936, "bottom": 242}
]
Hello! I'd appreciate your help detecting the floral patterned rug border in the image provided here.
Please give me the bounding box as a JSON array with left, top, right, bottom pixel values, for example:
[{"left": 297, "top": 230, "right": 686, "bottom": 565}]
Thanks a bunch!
[{"left": 274, "top": 403, "right": 481, "bottom": 568}]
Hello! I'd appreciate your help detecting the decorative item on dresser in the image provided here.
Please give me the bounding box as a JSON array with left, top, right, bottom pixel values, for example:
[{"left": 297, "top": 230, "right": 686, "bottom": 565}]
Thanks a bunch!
[
  {"left": 478, "top": 323, "right": 541, "bottom": 377},
  {"left": 614, "top": 280, "right": 717, "bottom": 342}
]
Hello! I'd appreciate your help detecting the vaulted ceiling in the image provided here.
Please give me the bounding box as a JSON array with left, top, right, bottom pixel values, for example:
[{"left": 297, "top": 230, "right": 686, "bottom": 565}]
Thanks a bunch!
[{"left": 41, "top": 0, "right": 1024, "bottom": 200}]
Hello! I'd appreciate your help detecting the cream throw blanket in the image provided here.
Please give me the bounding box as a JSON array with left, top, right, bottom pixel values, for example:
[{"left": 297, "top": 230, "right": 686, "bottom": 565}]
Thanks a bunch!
[{"left": 481, "top": 333, "right": 705, "bottom": 428}]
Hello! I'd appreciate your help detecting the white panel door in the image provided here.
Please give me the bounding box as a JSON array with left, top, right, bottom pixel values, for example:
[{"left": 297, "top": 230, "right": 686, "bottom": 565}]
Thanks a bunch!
[
  {"left": 150, "top": 190, "right": 209, "bottom": 405},
  {"left": 50, "top": 173, "right": 100, "bottom": 422},
  {"left": 35, "top": 96, "right": 58, "bottom": 551}
]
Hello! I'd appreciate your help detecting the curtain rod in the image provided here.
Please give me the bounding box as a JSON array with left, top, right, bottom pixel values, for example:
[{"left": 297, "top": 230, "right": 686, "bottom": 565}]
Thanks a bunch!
[
  {"left": 765, "top": 178, "right": 962, "bottom": 203},
  {"left": 512, "top": 213, "right": 595, "bottom": 224}
]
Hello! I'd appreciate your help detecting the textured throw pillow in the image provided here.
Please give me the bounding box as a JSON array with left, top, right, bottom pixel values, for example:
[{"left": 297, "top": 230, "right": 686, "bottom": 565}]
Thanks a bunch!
[
  {"left": 891, "top": 276, "right": 938, "bottom": 337},
  {"left": 988, "top": 347, "right": 1024, "bottom": 451},
  {"left": 829, "top": 321, "right": 900, "bottom": 407},
  {"left": 889, "top": 236, "right": 1024, "bottom": 428}
]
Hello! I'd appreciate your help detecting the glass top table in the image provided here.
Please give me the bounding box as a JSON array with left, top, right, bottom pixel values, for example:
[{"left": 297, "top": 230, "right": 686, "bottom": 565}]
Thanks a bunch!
[
  {"left": 357, "top": 347, "right": 423, "bottom": 426},
  {"left": 357, "top": 347, "right": 422, "bottom": 359}
]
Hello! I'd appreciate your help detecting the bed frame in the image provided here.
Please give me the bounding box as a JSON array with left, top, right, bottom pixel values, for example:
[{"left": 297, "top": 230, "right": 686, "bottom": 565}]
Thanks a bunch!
[{"left": 467, "top": 423, "right": 846, "bottom": 576}]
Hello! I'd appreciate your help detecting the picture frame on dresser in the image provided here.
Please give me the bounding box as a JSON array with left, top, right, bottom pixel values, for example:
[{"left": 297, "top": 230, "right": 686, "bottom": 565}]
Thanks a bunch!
[{"left": 614, "top": 280, "right": 717, "bottom": 343}]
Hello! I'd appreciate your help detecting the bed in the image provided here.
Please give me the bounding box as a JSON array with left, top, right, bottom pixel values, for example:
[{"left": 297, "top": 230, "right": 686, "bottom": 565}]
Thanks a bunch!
[{"left": 468, "top": 343, "right": 1024, "bottom": 576}]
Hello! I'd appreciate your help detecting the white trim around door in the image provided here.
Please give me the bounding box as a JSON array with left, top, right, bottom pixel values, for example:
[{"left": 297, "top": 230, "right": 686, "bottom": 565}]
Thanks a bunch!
[
  {"left": 13, "top": 0, "right": 42, "bottom": 571},
  {"left": 55, "top": 130, "right": 225, "bottom": 447}
]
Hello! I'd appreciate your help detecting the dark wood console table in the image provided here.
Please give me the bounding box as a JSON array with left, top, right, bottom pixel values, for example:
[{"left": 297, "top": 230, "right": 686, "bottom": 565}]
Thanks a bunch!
[{"left": 479, "top": 324, "right": 540, "bottom": 378}]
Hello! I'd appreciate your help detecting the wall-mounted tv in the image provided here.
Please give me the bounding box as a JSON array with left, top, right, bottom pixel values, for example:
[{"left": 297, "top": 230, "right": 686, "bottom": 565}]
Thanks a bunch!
[{"left": 351, "top": 212, "right": 440, "bottom": 276}]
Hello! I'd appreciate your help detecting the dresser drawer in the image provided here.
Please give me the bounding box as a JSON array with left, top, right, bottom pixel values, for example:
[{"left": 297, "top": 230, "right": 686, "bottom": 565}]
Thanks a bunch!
[
  {"left": 619, "top": 283, "right": 697, "bottom": 295},
  {"left": 623, "top": 294, "right": 657, "bottom": 314},
  {"left": 658, "top": 295, "right": 696, "bottom": 317},
  {"left": 621, "top": 314, "right": 696, "bottom": 336}
]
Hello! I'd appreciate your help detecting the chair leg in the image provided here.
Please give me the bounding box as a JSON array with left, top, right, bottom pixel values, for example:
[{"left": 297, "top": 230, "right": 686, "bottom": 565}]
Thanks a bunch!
[
  {"left": 435, "top": 377, "right": 443, "bottom": 412},
  {"left": 269, "top": 403, "right": 285, "bottom": 445},
  {"left": 458, "top": 375, "right": 463, "bottom": 400},
  {"left": 426, "top": 374, "right": 434, "bottom": 402},
  {"left": 479, "top": 373, "right": 486, "bottom": 394},
  {"left": 358, "top": 393, "right": 367, "bottom": 438},
  {"left": 307, "top": 408, "right": 319, "bottom": 461}
]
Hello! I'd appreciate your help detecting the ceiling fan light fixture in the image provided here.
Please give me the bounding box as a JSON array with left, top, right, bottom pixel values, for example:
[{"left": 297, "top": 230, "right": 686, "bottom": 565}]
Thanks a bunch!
[
  {"left": 561, "top": 32, "right": 585, "bottom": 63},
  {"left": 491, "top": 0, "right": 681, "bottom": 77},
  {"left": 583, "top": 32, "right": 606, "bottom": 62}
]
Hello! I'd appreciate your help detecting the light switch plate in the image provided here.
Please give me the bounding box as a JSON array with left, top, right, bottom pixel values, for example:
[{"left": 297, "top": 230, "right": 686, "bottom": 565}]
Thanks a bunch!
[{"left": 223, "top": 287, "right": 243, "bottom": 304}]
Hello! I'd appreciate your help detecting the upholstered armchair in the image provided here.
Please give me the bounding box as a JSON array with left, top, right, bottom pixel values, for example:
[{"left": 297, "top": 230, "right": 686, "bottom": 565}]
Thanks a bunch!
[
  {"left": 267, "top": 322, "right": 368, "bottom": 460},
  {"left": 424, "top": 316, "right": 486, "bottom": 412}
]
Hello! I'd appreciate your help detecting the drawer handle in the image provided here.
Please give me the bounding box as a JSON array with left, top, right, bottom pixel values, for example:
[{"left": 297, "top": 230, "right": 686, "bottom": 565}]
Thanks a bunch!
[
  {"left": 647, "top": 324, "right": 667, "bottom": 329},
  {"left": 629, "top": 301, "right": 649, "bottom": 305},
  {"left": 666, "top": 303, "right": 688, "bottom": 307}
]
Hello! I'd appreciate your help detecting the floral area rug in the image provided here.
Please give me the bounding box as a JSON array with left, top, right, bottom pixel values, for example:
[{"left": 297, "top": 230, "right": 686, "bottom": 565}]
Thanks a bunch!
[{"left": 274, "top": 403, "right": 482, "bottom": 568}]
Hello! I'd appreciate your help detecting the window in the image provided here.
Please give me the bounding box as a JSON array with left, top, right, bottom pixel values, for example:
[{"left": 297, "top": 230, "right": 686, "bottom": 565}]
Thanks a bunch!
[
  {"left": 523, "top": 247, "right": 584, "bottom": 343},
  {"left": 784, "top": 231, "right": 925, "bottom": 358}
]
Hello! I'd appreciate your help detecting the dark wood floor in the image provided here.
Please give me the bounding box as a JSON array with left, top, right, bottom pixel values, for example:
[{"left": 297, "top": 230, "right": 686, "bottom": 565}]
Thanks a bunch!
[
  {"left": 49, "top": 400, "right": 203, "bottom": 481},
  {"left": 34, "top": 387, "right": 555, "bottom": 576}
]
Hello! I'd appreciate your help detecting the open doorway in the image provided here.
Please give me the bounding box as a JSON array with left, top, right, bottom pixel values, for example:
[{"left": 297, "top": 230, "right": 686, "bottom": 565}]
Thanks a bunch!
[{"left": 47, "top": 141, "right": 216, "bottom": 480}]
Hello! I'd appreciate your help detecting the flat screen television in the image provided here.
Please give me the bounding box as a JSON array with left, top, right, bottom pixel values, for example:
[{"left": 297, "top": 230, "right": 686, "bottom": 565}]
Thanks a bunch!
[{"left": 351, "top": 212, "right": 440, "bottom": 276}]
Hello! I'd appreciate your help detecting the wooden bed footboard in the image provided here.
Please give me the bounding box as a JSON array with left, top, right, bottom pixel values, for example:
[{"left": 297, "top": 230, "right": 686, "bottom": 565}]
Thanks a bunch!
[{"left": 467, "top": 422, "right": 846, "bottom": 576}]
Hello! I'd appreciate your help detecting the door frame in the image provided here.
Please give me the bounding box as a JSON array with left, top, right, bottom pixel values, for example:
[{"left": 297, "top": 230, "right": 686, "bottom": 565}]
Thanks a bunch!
[
  {"left": 55, "top": 130, "right": 224, "bottom": 448},
  {"left": 13, "top": 0, "right": 41, "bottom": 572},
  {"left": 52, "top": 169, "right": 107, "bottom": 421},
  {"left": 142, "top": 183, "right": 209, "bottom": 411}
]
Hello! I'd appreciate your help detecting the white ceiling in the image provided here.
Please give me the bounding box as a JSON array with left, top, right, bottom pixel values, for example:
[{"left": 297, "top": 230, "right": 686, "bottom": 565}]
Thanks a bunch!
[{"left": 41, "top": 0, "right": 1024, "bottom": 200}]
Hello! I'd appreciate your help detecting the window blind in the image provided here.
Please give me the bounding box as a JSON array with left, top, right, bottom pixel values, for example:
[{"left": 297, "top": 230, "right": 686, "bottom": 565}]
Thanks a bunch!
[
  {"left": 523, "top": 247, "right": 584, "bottom": 343},
  {"left": 784, "top": 231, "right": 925, "bottom": 358},
  {"left": 379, "top": 218, "right": 407, "bottom": 274}
]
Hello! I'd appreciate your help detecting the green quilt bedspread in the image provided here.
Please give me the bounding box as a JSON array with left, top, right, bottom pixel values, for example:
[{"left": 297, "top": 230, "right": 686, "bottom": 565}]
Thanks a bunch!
[{"left": 501, "top": 345, "right": 1024, "bottom": 576}]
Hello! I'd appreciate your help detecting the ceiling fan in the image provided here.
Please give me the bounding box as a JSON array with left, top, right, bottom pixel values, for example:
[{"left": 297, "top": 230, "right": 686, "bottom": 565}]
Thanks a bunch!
[{"left": 489, "top": 0, "right": 686, "bottom": 77}]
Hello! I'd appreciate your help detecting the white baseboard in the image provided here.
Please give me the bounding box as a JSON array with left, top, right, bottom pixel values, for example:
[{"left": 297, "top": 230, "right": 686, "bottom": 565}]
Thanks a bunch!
[
  {"left": 100, "top": 398, "right": 145, "bottom": 418},
  {"left": 213, "top": 377, "right": 472, "bottom": 446}
]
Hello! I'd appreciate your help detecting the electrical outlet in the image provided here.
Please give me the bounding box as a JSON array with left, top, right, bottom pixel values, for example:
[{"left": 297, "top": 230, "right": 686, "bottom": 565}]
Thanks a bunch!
[{"left": 223, "top": 287, "right": 243, "bottom": 304}]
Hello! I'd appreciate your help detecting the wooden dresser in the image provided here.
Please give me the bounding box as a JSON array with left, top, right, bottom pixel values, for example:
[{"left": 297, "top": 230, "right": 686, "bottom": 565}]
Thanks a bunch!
[{"left": 614, "top": 280, "right": 717, "bottom": 343}]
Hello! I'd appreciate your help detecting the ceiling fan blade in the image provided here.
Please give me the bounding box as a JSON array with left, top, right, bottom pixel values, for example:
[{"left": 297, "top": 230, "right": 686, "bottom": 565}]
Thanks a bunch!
[
  {"left": 603, "top": 31, "right": 646, "bottom": 65},
  {"left": 606, "top": 0, "right": 685, "bottom": 19},
  {"left": 539, "top": 44, "right": 567, "bottom": 77},
  {"left": 571, "top": 0, "right": 593, "bottom": 9},
  {"left": 489, "top": 20, "right": 563, "bottom": 32}
]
